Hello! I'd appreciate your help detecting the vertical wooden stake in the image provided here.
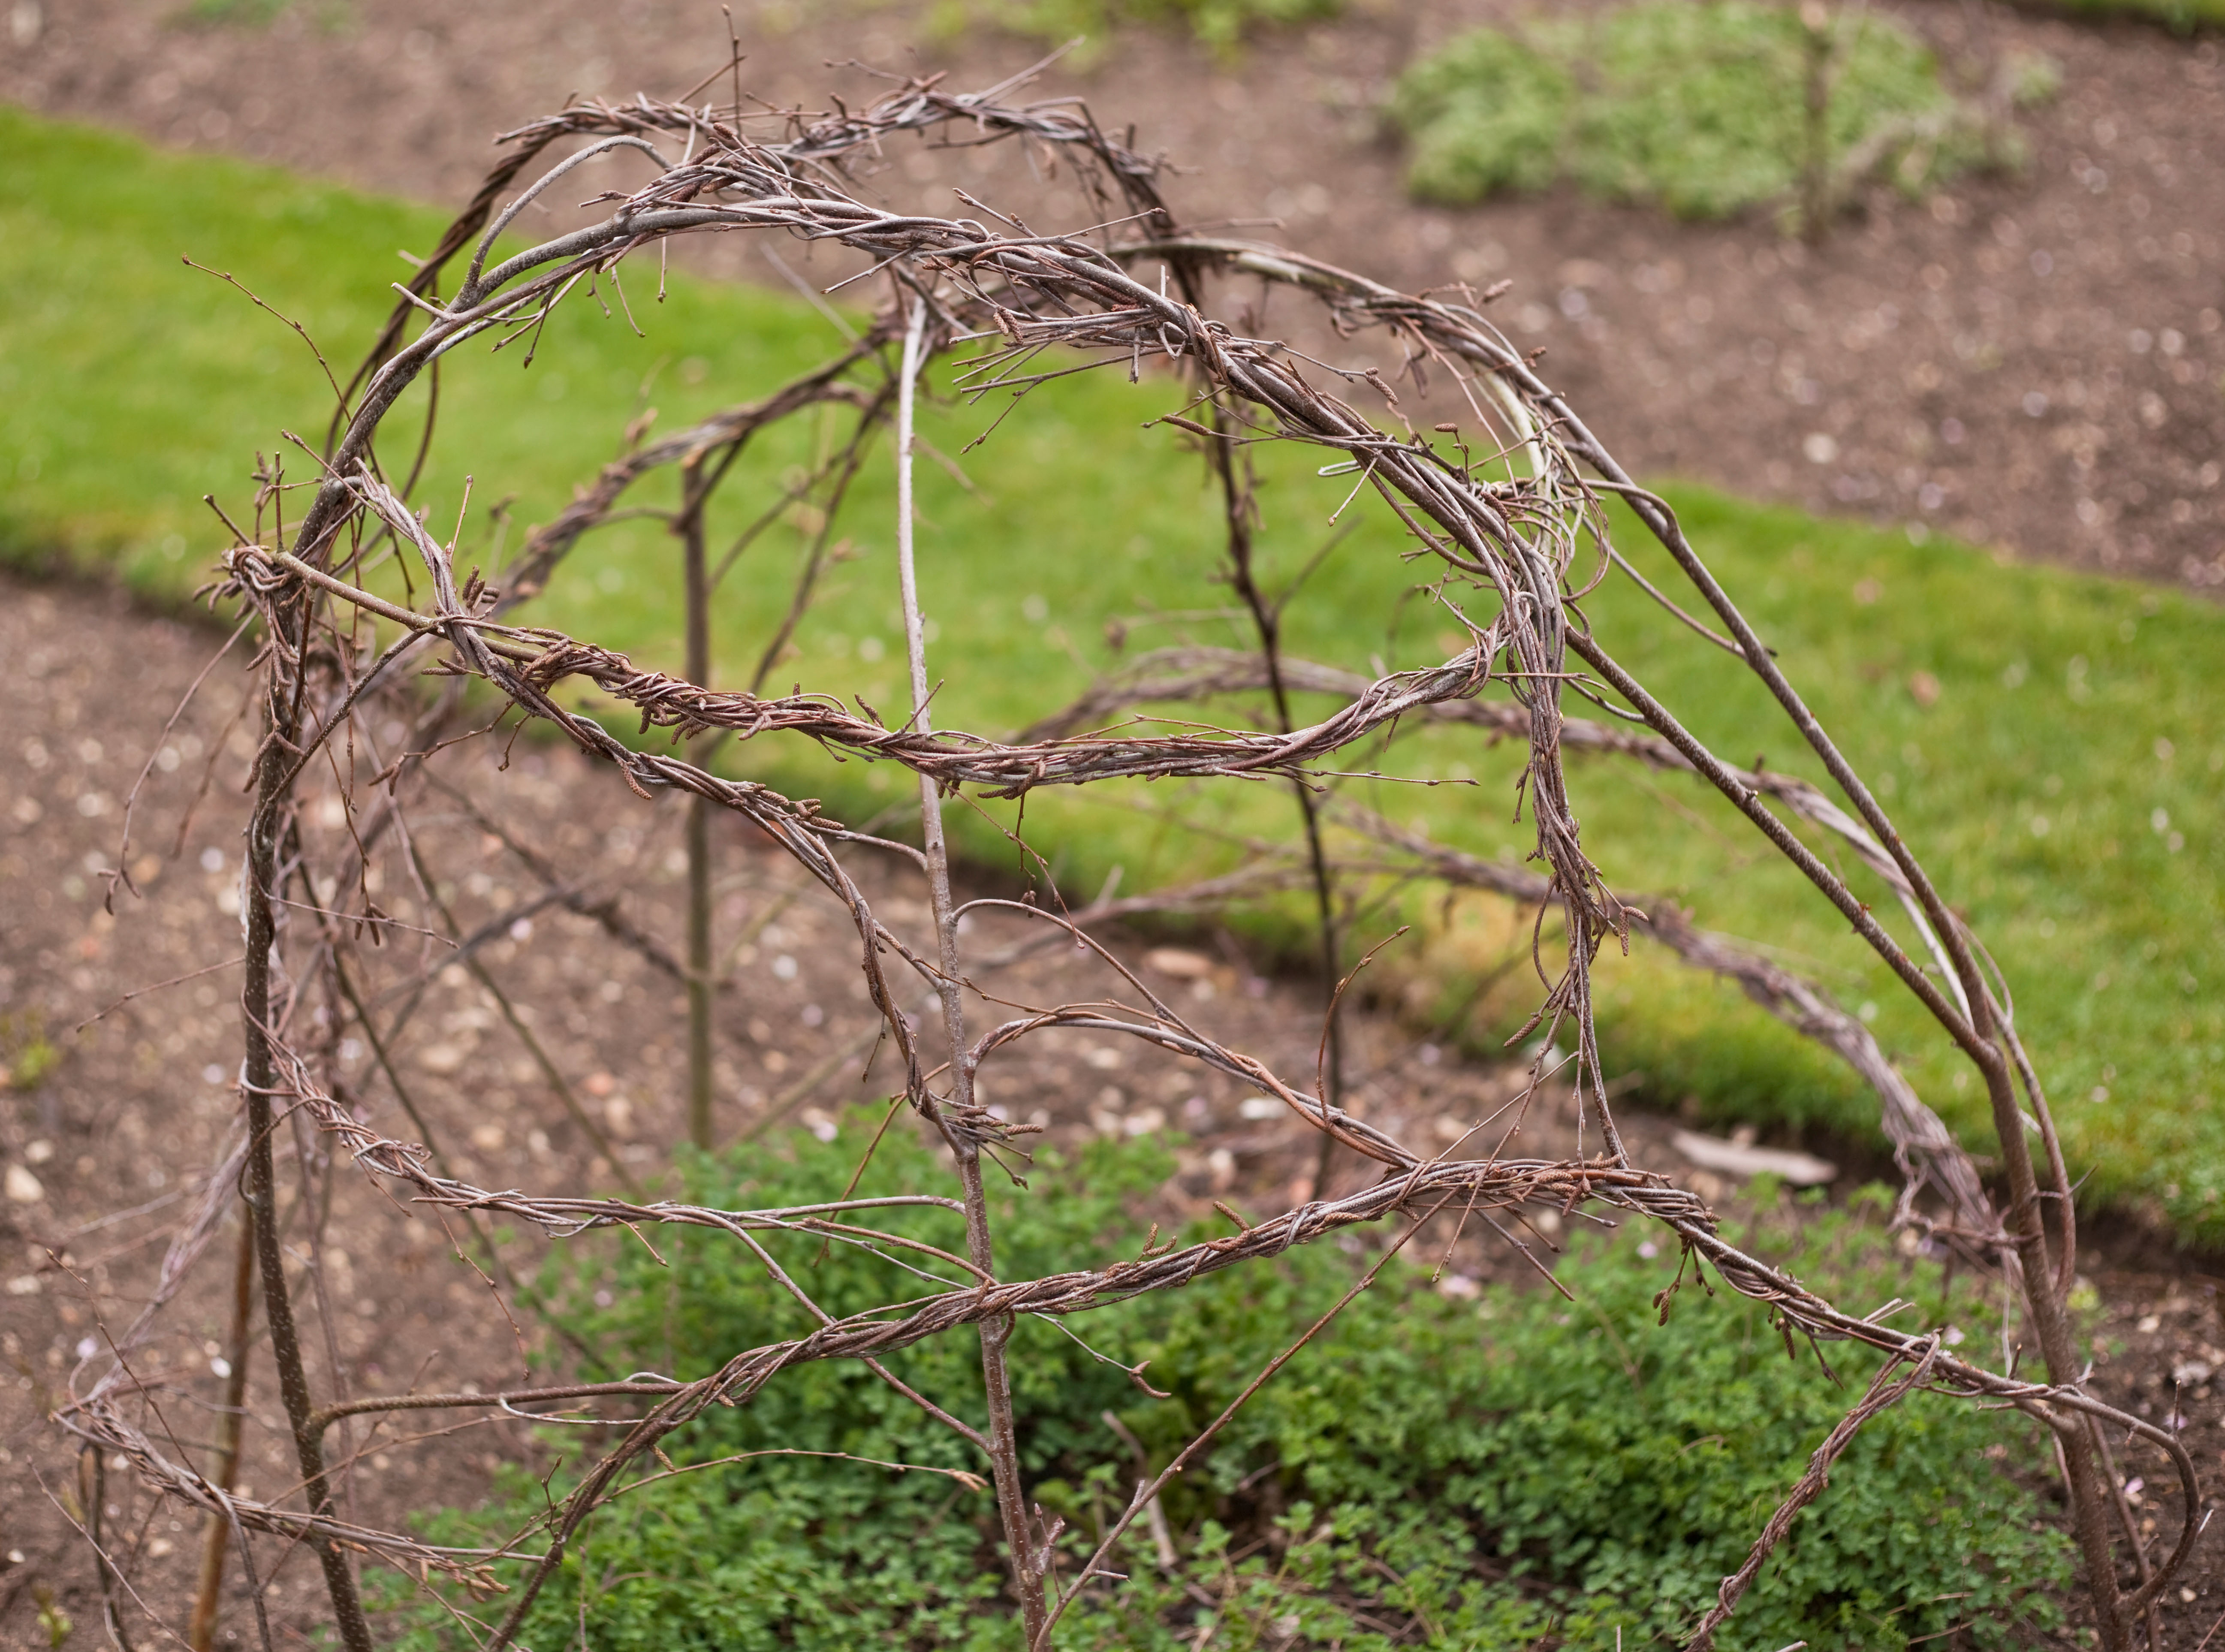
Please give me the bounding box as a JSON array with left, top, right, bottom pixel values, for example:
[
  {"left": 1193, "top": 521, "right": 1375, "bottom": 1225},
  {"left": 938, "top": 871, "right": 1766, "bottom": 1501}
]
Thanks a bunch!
[
  {"left": 682, "top": 456, "right": 716, "bottom": 1152},
  {"left": 187, "top": 1206, "right": 256, "bottom": 1652},
  {"left": 1800, "top": 0, "right": 1835, "bottom": 246},
  {"left": 893, "top": 294, "right": 1046, "bottom": 1644}
]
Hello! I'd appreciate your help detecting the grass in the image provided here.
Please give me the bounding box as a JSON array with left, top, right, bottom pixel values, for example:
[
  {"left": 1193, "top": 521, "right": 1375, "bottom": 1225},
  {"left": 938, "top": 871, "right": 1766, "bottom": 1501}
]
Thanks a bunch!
[
  {"left": 4, "top": 106, "right": 2222, "bottom": 1242},
  {"left": 2034, "top": 0, "right": 2225, "bottom": 28},
  {"left": 0, "top": 109, "right": 838, "bottom": 594},
  {"left": 1390, "top": 1, "right": 2050, "bottom": 220},
  {"left": 173, "top": 0, "right": 1335, "bottom": 52},
  {"left": 382, "top": 1121, "right": 2073, "bottom": 1649},
  {"left": 926, "top": 0, "right": 1339, "bottom": 53}
]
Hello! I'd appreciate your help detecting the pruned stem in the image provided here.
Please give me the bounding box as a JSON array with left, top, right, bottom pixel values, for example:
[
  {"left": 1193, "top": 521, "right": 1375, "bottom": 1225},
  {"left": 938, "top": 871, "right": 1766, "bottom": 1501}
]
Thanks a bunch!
[
  {"left": 187, "top": 1207, "right": 256, "bottom": 1652},
  {"left": 1203, "top": 407, "right": 1348, "bottom": 1200},
  {"left": 894, "top": 291, "right": 1046, "bottom": 1640},
  {"left": 682, "top": 453, "right": 717, "bottom": 1152},
  {"left": 240, "top": 584, "right": 376, "bottom": 1652}
]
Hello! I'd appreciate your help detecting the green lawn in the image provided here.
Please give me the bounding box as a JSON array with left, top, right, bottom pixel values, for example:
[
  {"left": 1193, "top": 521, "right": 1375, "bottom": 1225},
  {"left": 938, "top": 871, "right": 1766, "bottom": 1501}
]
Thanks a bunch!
[
  {"left": 5, "top": 105, "right": 2220, "bottom": 1242},
  {"left": 2038, "top": 0, "right": 2225, "bottom": 29}
]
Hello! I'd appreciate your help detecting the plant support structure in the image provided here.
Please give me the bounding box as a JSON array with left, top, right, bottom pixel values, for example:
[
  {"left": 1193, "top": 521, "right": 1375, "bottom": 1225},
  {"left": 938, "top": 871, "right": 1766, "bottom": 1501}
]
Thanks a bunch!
[{"left": 51, "top": 63, "right": 2194, "bottom": 1651}]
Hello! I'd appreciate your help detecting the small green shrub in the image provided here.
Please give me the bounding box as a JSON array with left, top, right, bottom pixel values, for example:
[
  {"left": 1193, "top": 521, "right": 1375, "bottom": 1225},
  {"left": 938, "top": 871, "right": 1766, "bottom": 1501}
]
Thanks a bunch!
[
  {"left": 381, "top": 1120, "right": 2071, "bottom": 1649},
  {"left": 0, "top": 1012, "right": 62, "bottom": 1092},
  {"left": 1393, "top": 2, "right": 2038, "bottom": 220},
  {"left": 1395, "top": 28, "right": 1574, "bottom": 204}
]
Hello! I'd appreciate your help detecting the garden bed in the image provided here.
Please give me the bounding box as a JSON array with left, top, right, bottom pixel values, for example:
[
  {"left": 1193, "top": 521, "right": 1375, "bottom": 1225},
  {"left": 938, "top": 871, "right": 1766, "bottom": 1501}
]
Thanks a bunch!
[{"left": 0, "top": 572, "right": 2216, "bottom": 1645}]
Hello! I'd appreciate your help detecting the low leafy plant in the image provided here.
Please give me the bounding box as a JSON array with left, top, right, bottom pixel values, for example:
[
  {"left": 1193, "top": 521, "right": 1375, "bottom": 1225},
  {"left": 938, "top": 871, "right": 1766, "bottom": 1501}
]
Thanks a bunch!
[
  {"left": 381, "top": 1118, "right": 2072, "bottom": 1649},
  {"left": 1392, "top": 2, "right": 2047, "bottom": 220},
  {"left": 33, "top": 1584, "right": 72, "bottom": 1650},
  {"left": 0, "top": 1011, "right": 62, "bottom": 1092}
]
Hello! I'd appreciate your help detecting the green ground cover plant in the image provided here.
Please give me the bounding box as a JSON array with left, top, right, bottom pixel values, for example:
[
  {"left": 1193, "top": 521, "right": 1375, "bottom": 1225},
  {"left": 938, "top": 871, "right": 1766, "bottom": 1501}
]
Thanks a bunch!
[
  {"left": 4, "top": 106, "right": 2220, "bottom": 1239},
  {"left": 377, "top": 1120, "right": 2073, "bottom": 1649},
  {"left": 1390, "top": 2, "right": 2045, "bottom": 219}
]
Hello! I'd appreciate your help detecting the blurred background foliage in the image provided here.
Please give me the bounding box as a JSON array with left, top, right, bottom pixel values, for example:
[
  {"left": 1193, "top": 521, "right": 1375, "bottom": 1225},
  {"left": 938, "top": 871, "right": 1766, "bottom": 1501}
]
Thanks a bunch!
[{"left": 1392, "top": 1, "right": 2059, "bottom": 222}]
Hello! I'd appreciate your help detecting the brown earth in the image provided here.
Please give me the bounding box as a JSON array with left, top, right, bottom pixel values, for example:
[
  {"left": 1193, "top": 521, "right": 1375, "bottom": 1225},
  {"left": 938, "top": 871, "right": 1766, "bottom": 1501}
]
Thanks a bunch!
[{"left": 1, "top": 0, "right": 2221, "bottom": 590}]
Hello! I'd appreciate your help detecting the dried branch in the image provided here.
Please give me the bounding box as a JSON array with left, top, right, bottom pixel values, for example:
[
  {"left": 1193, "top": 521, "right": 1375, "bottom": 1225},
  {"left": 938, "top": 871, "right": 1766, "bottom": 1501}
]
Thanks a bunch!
[{"left": 1687, "top": 1336, "right": 1943, "bottom": 1648}]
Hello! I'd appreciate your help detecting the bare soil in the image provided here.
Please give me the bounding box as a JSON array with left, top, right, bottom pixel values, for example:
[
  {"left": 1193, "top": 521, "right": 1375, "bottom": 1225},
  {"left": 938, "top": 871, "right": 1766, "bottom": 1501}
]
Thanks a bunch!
[
  {"left": 1, "top": 0, "right": 2221, "bottom": 590},
  {"left": 0, "top": 570, "right": 2217, "bottom": 1640}
]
